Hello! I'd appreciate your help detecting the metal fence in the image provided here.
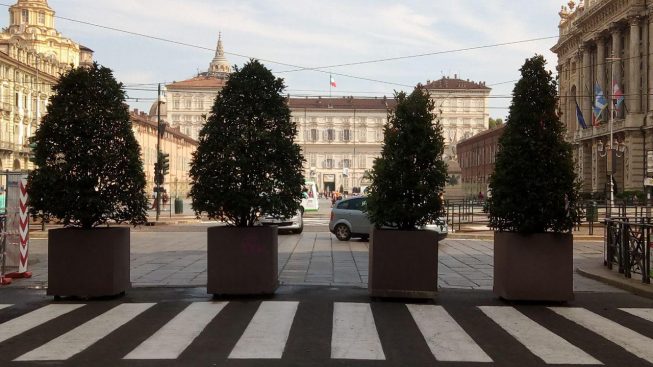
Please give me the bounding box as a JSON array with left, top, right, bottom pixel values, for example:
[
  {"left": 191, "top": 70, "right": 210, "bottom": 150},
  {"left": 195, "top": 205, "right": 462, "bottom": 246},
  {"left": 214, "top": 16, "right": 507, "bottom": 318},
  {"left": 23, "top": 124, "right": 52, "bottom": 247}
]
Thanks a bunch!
[{"left": 603, "top": 218, "right": 652, "bottom": 284}]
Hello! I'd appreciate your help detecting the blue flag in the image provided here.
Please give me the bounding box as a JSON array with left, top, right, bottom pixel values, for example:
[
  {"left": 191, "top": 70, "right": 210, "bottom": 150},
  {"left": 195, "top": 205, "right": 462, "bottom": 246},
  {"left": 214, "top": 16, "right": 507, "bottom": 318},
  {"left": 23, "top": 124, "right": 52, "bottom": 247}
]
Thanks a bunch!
[
  {"left": 575, "top": 101, "right": 588, "bottom": 129},
  {"left": 593, "top": 83, "right": 607, "bottom": 126}
]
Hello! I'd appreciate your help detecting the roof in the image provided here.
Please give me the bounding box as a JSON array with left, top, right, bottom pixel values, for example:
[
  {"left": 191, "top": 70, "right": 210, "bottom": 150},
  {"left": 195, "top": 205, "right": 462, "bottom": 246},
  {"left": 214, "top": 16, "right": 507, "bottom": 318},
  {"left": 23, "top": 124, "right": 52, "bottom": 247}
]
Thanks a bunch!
[
  {"left": 423, "top": 77, "right": 491, "bottom": 91},
  {"left": 288, "top": 97, "right": 397, "bottom": 110},
  {"left": 456, "top": 124, "right": 505, "bottom": 146},
  {"left": 166, "top": 76, "right": 228, "bottom": 89}
]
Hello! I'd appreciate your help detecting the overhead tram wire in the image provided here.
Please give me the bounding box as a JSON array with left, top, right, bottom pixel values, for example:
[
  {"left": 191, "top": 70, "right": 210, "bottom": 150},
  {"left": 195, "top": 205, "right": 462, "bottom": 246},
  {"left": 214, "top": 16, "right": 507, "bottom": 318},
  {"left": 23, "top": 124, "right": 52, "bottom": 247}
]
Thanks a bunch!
[
  {"left": 0, "top": 2, "right": 567, "bottom": 91},
  {"left": 2, "top": 3, "right": 647, "bottom": 100}
]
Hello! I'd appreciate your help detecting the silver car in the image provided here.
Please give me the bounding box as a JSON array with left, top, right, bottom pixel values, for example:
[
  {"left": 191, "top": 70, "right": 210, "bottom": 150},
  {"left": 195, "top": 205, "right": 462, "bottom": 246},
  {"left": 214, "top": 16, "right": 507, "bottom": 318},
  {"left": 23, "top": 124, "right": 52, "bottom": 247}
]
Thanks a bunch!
[
  {"left": 258, "top": 209, "right": 304, "bottom": 234},
  {"left": 328, "top": 197, "right": 448, "bottom": 241}
]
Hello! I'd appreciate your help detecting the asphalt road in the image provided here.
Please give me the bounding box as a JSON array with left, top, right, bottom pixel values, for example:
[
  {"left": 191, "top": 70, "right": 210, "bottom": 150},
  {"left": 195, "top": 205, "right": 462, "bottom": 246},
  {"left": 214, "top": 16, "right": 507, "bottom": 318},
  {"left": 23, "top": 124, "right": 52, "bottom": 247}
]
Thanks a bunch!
[{"left": 1, "top": 287, "right": 652, "bottom": 367}]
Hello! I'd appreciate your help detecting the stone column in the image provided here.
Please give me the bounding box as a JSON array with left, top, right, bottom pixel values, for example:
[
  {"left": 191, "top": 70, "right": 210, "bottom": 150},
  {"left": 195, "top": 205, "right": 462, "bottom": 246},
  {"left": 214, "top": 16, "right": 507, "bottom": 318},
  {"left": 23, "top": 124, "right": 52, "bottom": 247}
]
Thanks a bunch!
[{"left": 629, "top": 16, "right": 642, "bottom": 113}]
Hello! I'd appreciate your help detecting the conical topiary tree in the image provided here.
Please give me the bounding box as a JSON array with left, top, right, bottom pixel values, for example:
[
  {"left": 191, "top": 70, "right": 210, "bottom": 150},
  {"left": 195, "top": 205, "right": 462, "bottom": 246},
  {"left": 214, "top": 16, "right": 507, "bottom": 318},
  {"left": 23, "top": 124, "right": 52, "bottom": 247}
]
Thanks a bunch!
[
  {"left": 28, "top": 63, "right": 149, "bottom": 229},
  {"left": 366, "top": 86, "right": 447, "bottom": 230},
  {"left": 487, "top": 55, "right": 581, "bottom": 233},
  {"left": 189, "top": 59, "right": 304, "bottom": 226}
]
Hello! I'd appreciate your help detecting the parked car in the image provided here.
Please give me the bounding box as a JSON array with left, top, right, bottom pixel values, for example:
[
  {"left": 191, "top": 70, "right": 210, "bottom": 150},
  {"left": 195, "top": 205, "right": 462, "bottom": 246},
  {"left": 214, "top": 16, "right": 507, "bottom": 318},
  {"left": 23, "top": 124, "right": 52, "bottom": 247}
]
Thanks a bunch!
[
  {"left": 328, "top": 196, "right": 448, "bottom": 241},
  {"left": 258, "top": 208, "right": 304, "bottom": 234}
]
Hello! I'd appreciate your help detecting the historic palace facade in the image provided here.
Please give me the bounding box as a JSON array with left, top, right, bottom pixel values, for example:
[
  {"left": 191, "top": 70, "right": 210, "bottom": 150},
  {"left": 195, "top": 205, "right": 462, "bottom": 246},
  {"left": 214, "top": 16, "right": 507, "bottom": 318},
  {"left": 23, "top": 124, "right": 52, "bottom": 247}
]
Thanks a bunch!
[
  {"left": 0, "top": 0, "right": 92, "bottom": 171},
  {"left": 552, "top": 0, "right": 653, "bottom": 196},
  {"left": 424, "top": 76, "right": 492, "bottom": 159},
  {"left": 162, "top": 34, "right": 231, "bottom": 141},
  {"left": 156, "top": 37, "right": 492, "bottom": 193}
]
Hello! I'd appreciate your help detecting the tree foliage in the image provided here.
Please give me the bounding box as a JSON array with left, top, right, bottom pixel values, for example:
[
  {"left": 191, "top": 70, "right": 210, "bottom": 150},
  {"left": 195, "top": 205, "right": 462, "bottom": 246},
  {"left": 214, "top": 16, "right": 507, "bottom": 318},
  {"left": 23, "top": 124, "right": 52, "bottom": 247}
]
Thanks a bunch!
[
  {"left": 489, "top": 117, "right": 504, "bottom": 129},
  {"left": 366, "top": 87, "right": 447, "bottom": 230},
  {"left": 487, "top": 55, "right": 581, "bottom": 233},
  {"left": 189, "top": 59, "right": 304, "bottom": 227},
  {"left": 27, "top": 63, "right": 149, "bottom": 229}
]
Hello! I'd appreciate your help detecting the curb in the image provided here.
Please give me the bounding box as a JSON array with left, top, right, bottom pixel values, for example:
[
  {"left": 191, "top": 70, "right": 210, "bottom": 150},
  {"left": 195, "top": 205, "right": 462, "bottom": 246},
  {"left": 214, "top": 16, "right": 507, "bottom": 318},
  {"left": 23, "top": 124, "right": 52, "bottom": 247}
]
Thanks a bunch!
[{"left": 576, "top": 266, "right": 653, "bottom": 300}]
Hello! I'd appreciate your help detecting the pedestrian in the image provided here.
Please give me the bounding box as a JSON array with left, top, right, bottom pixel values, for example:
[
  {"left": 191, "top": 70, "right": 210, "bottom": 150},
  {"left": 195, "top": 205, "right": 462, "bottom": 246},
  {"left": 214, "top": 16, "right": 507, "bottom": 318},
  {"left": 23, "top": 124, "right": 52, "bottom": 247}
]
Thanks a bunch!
[{"left": 478, "top": 191, "right": 484, "bottom": 201}]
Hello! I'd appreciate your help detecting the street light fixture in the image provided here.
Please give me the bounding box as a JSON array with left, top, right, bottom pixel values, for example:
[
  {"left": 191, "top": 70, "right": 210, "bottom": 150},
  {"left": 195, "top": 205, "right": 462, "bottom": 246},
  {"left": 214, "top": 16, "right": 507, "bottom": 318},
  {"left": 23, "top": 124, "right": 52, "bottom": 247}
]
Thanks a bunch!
[
  {"left": 597, "top": 55, "right": 625, "bottom": 214},
  {"left": 155, "top": 83, "right": 167, "bottom": 221}
]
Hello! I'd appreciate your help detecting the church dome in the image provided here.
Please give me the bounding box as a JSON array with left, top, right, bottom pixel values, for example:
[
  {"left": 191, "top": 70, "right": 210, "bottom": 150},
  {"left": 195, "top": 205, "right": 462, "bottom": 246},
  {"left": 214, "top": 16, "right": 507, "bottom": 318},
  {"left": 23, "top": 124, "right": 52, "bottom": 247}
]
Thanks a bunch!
[{"left": 208, "top": 33, "right": 231, "bottom": 76}]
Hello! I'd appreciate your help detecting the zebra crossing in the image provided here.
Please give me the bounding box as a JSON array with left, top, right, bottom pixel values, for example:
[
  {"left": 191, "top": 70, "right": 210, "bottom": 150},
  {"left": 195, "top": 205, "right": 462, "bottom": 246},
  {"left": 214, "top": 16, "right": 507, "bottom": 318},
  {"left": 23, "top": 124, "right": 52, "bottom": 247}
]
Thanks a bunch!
[{"left": 0, "top": 301, "right": 652, "bottom": 365}]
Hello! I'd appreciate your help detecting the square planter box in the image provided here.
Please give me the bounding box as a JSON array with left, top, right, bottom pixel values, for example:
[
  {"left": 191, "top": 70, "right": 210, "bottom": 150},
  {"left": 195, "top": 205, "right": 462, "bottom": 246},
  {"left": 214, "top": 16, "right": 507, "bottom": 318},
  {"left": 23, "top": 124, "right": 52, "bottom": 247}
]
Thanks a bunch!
[
  {"left": 207, "top": 226, "right": 278, "bottom": 296},
  {"left": 369, "top": 228, "right": 439, "bottom": 299},
  {"left": 494, "top": 231, "right": 574, "bottom": 302},
  {"left": 47, "top": 227, "right": 130, "bottom": 298}
]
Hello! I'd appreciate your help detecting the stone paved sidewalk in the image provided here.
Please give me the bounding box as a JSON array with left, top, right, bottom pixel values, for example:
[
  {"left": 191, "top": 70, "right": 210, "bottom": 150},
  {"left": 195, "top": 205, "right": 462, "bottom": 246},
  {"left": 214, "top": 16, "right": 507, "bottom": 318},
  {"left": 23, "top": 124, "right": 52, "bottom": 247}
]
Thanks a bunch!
[{"left": 3, "top": 231, "right": 623, "bottom": 294}]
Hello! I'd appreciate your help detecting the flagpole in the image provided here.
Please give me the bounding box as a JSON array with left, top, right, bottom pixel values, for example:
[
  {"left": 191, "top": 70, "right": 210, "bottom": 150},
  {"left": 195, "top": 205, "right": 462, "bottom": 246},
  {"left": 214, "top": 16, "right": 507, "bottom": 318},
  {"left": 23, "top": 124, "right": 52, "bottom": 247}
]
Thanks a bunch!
[{"left": 329, "top": 73, "right": 332, "bottom": 98}]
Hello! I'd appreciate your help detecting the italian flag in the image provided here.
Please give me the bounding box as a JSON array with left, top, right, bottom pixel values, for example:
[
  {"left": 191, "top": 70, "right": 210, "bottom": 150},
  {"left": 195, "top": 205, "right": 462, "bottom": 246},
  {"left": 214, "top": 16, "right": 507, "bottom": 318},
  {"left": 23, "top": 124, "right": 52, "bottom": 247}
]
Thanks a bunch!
[{"left": 330, "top": 75, "right": 336, "bottom": 87}]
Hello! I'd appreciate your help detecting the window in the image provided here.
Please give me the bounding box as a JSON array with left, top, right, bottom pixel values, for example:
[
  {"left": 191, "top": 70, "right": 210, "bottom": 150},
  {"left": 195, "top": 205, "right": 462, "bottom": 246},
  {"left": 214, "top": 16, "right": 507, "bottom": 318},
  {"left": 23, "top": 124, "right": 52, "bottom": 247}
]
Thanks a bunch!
[
  {"left": 38, "top": 11, "right": 45, "bottom": 24},
  {"left": 342, "top": 159, "right": 350, "bottom": 168},
  {"left": 195, "top": 99, "right": 203, "bottom": 109},
  {"left": 310, "top": 128, "right": 318, "bottom": 141},
  {"left": 343, "top": 129, "right": 351, "bottom": 141},
  {"left": 309, "top": 154, "right": 316, "bottom": 167},
  {"left": 184, "top": 99, "right": 192, "bottom": 109},
  {"left": 21, "top": 9, "right": 28, "bottom": 23},
  {"left": 324, "top": 158, "right": 334, "bottom": 168},
  {"left": 327, "top": 129, "right": 335, "bottom": 141},
  {"left": 173, "top": 99, "right": 180, "bottom": 109}
]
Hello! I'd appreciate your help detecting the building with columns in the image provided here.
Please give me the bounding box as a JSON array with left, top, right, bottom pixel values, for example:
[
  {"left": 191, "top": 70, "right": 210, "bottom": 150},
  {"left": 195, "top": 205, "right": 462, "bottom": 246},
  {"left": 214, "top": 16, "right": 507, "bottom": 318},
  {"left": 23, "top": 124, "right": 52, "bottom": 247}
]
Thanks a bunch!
[
  {"left": 552, "top": 0, "right": 651, "bottom": 196},
  {"left": 0, "top": 0, "right": 92, "bottom": 171}
]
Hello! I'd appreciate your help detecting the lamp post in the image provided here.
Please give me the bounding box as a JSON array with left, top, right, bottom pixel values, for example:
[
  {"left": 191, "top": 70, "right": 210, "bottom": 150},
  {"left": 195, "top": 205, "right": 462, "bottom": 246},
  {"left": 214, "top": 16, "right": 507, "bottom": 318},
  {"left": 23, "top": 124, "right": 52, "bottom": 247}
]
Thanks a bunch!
[
  {"left": 597, "top": 55, "right": 626, "bottom": 215},
  {"left": 155, "top": 83, "right": 166, "bottom": 221}
]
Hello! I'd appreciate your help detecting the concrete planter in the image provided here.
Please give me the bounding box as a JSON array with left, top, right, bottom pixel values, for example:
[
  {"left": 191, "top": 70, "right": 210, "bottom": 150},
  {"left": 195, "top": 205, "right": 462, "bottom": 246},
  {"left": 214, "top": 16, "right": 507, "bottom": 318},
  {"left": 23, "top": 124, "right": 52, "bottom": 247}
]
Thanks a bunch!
[
  {"left": 47, "top": 227, "right": 130, "bottom": 298},
  {"left": 493, "top": 231, "right": 574, "bottom": 302},
  {"left": 369, "top": 228, "right": 438, "bottom": 299},
  {"left": 207, "top": 226, "right": 278, "bottom": 296}
]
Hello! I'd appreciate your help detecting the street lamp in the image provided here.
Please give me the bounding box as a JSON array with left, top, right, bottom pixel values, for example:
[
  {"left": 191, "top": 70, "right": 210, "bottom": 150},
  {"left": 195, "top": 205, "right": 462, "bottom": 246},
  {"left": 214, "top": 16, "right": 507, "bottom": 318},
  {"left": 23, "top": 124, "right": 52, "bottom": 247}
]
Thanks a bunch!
[
  {"left": 597, "top": 55, "right": 624, "bottom": 214},
  {"left": 155, "top": 83, "right": 167, "bottom": 221}
]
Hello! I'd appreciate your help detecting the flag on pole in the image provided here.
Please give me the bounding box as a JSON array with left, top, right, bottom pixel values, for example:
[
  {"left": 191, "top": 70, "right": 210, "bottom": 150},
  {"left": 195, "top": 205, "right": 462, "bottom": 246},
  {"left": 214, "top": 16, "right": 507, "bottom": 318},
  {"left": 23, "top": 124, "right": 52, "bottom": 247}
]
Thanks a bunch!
[
  {"left": 575, "top": 101, "right": 588, "bottom": 129},
  {"left": 593, "top": 82, "right": 607, "bottom": 126},
  {"left": 612, "top": 80, "right": 624, "bottom": 109},
  {"left": 330, "top": 75, "right": 336, "bottom": 88}
]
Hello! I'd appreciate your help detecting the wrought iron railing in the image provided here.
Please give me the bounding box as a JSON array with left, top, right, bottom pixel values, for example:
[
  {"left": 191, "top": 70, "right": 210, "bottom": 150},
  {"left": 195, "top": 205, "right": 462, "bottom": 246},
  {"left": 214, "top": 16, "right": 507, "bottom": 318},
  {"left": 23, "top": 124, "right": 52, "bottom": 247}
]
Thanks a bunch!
[{"left": 604, "top": 218, "right": 652, "bottom": 284}]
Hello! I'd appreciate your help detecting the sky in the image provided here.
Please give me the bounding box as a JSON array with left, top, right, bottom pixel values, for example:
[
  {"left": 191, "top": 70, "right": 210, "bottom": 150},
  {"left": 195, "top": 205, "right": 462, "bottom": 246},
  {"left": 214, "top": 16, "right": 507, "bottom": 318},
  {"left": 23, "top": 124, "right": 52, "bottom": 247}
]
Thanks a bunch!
[{"left": 0, "top": 0, "right": 566, "bottom": 120}]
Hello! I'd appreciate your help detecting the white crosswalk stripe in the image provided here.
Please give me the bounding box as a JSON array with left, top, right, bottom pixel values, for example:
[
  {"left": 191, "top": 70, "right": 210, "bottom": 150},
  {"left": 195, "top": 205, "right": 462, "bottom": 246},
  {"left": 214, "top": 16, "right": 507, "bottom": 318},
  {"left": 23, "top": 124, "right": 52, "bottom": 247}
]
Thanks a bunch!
[
  {"left": 331, "top": 302, "right": 385, "bottom": 360},
  {"left": 15, "top": 303, "right": 155, "bottom": 361},
  {"left": 0, "top": 304, "right": 11, "bottom": 311},
  {"left": 408, "top": 304, "right": 492, "bottom": 362},
  {"left": 0, "top": 304, "right": 84, "bottom": 344},
  {"left": 620, "top": 308, "right": 653, "bottom": 323},
  {"left": 551, "top": 307, "right": 653, "bottom": 364},
  {"left": 3, "top": 302, "right": 653, "bottom": 363},
  {"left": 480, "top": 306, "right": 600, "bottom": 365},
  {"left": 124, "top": 302, "right": 228, "bottom": 360},
  {"left": 229, "top": 301, "right": 299, "bottom": 359}
]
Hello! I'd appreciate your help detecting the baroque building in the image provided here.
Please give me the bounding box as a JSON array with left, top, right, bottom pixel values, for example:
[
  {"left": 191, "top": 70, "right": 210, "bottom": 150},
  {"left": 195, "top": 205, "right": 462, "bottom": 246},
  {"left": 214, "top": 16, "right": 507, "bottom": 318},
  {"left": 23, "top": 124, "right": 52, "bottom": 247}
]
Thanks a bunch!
[
  {"left": 290, "top": 97, "right": 396, "bottom": 193},
  {"left": 158, "top": 37, "right": 493, "bottom": 193},
  {"left": 424, "top": 76, "right": 492, "bottom": 159},
  {"left": 162, "top": 34, "right": 231, "bottom": 140},
  {"left": 0, "top": 0, "right": 92, "bottom": 171},
  {"left": 552, "top": 0, "right": 652, "bottom": 196}
]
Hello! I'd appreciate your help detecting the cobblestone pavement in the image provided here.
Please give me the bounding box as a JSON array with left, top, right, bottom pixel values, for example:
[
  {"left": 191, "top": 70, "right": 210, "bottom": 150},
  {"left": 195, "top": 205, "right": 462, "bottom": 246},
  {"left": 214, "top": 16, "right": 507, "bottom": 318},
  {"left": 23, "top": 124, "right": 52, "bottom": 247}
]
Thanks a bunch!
[{"left": 4, "top": 230, "right": 622, "bottom": 293}]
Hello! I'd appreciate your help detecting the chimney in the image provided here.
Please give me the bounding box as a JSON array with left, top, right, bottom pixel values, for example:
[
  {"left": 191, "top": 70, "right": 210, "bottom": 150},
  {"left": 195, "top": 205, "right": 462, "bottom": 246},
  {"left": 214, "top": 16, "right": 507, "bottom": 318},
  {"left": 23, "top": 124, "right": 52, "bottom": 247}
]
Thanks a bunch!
[{"left": 454, "top": 73, "right": 458, "bottom": 79}]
